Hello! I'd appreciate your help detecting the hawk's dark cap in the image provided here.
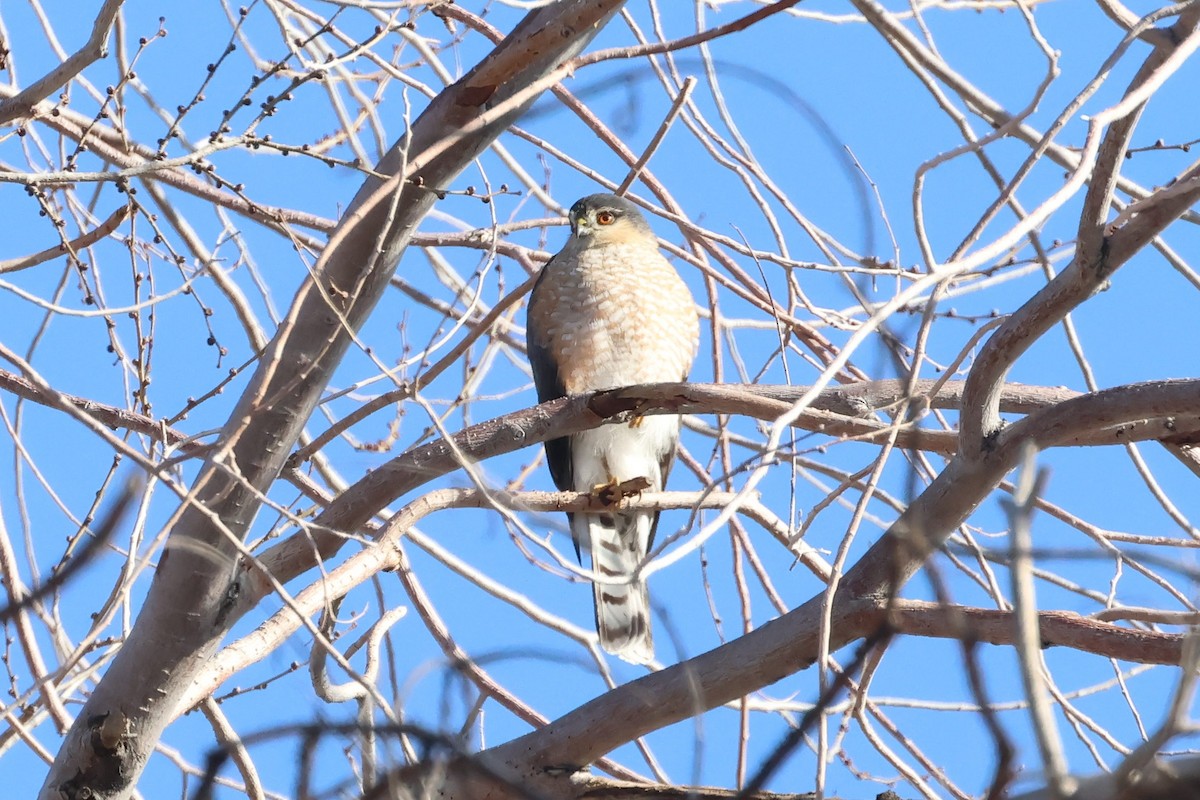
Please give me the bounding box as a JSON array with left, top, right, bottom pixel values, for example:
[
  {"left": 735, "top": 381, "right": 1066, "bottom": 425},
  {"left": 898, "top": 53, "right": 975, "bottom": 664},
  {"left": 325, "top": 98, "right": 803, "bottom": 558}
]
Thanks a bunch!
[{"left": 568, "top": 194, "right": 653, "bottom": 235}]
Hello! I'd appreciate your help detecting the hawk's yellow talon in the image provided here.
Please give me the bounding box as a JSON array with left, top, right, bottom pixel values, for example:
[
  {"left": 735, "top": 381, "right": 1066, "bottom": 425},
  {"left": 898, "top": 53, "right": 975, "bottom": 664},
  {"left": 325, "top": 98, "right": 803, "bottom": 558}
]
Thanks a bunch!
[
  {"left": 593, "top": 476, "right": 621, "bottom": 506},
  {"left": 591, "top": 476, "right": 652, "bottom": 506}
]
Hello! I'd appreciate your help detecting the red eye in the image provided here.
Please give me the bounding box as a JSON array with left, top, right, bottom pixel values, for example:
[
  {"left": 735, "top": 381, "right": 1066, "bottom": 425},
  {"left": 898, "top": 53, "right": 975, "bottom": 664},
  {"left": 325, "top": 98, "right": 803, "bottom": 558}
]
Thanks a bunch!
[{"left": 596, "top": 211, "right": 616, "bottom": 225}]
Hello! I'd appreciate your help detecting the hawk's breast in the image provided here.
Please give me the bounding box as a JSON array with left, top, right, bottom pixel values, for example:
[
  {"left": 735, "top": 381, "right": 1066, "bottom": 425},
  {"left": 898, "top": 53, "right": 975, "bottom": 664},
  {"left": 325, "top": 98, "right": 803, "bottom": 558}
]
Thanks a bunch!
[{"left": 530, "top": 240, "right": 699, "bottom": 395}]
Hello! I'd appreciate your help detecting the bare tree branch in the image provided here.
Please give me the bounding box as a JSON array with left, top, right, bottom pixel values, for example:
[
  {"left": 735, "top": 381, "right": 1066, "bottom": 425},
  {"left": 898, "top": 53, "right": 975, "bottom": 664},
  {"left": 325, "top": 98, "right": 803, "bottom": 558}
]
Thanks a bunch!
[{"left": 0, "top": 0, "right": 124, "bottom": 125}]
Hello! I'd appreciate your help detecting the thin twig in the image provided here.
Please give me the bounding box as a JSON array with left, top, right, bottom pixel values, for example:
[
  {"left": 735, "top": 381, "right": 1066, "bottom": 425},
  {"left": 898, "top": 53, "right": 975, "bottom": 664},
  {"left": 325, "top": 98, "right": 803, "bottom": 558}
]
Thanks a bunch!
[
  {"left": 616, "top": 76, "right": 695, "bottom": 196},
  {"left": 1003, "top": 442, "right": 1072, "bottom": 798}
]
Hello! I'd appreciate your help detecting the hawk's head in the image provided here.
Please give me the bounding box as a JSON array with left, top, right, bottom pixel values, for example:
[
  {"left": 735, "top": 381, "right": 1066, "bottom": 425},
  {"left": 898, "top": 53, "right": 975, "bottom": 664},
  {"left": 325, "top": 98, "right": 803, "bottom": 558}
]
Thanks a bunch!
[{"left": 567, "top": 194, "right": 654, "bottom": 244}]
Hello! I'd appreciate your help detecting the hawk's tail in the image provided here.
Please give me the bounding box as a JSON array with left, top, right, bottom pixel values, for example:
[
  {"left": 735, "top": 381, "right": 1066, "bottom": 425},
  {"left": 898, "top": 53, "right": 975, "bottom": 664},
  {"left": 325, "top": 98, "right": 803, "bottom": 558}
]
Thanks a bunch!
[{"left": 577, "top": 511, "right": 654, "bottom": 664}]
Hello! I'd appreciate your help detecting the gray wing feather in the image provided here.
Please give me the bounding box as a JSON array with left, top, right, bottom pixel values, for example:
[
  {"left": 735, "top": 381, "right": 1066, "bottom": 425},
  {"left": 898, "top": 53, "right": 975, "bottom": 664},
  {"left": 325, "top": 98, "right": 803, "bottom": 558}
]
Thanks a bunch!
[{"left": 526, "top": 261, "right": 580, "bottom": 559}]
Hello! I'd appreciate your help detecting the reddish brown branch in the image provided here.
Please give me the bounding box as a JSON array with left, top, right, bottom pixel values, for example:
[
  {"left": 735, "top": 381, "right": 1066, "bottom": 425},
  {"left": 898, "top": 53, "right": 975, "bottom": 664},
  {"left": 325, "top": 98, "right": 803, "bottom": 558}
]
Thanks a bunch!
[
  {"left": 888, "top": 601, "right": 1181, "bottom": 665},
  {"left": 0, "top": 205, "right": 130, "bottom": 274}
]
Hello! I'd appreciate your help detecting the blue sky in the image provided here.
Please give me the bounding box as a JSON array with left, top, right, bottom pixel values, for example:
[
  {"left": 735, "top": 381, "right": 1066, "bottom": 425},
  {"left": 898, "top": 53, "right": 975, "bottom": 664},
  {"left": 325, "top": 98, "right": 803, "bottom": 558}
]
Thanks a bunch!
[{"left": 2, "top": 1, "right": 1200, "bottom": 798}]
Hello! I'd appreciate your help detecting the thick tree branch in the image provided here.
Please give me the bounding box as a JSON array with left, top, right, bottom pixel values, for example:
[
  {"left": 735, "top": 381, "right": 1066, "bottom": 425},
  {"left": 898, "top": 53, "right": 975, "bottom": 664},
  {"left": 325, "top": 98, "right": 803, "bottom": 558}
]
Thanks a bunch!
[{"left": 377, "top": 598, "right": 1182, "bottom": 799}]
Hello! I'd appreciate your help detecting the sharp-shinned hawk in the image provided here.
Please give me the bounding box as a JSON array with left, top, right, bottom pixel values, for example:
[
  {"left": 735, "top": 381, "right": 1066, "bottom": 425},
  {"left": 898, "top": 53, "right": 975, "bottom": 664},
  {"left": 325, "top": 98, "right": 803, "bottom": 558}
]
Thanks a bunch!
[{"left": 526, "top": 194, "right": 699, "bottom": 664}]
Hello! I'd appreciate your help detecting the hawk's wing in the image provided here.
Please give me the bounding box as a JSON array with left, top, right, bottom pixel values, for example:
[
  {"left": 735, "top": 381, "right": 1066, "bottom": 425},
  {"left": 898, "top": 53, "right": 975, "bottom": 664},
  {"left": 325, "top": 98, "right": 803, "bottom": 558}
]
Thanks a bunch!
[
  {"left": 644, "top": 361, "right": 691, "bottom": 551},
  {"left": 526, "top": 260, "right": 577, "bottom": 536},
  {"left": 648, "top": 444, "right": 675, "bottom": 552}
]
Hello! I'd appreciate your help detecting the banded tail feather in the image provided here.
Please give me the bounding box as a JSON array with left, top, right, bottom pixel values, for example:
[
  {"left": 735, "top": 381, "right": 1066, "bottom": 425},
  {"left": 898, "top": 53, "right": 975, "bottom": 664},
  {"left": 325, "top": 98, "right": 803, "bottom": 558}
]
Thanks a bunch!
[{"left": 574, "top": 508, "right": 654, "bottom": 664}]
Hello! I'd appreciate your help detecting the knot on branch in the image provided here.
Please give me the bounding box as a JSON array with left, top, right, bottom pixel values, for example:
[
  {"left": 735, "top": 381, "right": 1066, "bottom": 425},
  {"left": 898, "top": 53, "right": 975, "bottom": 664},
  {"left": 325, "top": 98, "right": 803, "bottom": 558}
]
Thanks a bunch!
[
  {"left": 587, "top": 388, "right": 643, "bottom": 419},
  {"left": 55, "top": 712, "right": 134, "bottom": 799},
  {"left": 981, "top": 423, "right": 1006, "bottom": 454},
  {"left": 588, "top": 386, "right": 687, "bottom": 420},
  {"left": 458, "top": 83, "right": 496, "bottom": 107}
]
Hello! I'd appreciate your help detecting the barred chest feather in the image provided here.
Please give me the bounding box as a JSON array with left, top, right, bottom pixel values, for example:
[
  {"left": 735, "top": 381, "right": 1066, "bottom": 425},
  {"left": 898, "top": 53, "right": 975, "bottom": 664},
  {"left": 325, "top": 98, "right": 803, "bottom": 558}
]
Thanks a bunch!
[{"left": 531, "top": 240, "right": 699, "bottom": 394}]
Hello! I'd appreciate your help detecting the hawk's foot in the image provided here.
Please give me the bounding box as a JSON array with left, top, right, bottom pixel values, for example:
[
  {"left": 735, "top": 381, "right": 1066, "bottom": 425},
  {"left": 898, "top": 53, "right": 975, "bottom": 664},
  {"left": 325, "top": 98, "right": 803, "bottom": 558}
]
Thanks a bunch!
[{"left": 592, "top": 476, "right": 652, "bottom": 506}]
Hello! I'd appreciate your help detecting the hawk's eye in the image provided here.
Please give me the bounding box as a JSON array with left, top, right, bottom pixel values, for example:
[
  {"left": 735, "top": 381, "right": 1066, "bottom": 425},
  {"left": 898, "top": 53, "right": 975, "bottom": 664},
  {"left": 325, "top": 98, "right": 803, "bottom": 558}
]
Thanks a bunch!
[{"left": 595, "top": 210, "right": 616, "bottom": 226}]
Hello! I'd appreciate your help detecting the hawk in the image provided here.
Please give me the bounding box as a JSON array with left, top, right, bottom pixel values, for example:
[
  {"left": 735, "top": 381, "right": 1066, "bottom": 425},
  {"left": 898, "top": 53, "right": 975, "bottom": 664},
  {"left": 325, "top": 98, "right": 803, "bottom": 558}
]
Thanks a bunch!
[{"left": 526, "top": 194, "right": 699, "bottom": 664}]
